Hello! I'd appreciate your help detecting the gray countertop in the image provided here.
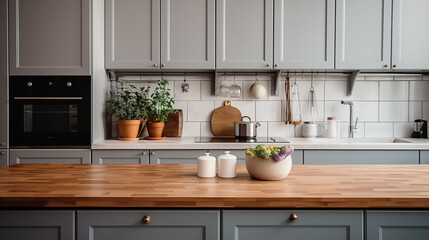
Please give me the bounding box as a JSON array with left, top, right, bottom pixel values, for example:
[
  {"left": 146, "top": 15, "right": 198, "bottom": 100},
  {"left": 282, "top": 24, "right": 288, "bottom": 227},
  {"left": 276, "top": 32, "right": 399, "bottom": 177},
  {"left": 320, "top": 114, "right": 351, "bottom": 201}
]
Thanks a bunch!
[{"left": 92, "top": 137, "right": 429, "bottom": 150}]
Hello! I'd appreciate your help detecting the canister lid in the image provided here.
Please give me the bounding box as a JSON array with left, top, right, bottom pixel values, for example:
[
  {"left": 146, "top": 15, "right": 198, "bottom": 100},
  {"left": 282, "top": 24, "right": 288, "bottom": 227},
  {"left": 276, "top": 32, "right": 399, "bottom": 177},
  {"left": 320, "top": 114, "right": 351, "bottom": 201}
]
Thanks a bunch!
[
  {"left": 198, "top": 153, "right": 216, "bottom": 161},
  {"left": 303, "top": 121, "right": 314, "bottom": 124},
  {"left": 218, "top": 151, "right": 237, "bottom": 160},
  {"left": 327, "top": 117, "right": 336, "bottom": 120}
]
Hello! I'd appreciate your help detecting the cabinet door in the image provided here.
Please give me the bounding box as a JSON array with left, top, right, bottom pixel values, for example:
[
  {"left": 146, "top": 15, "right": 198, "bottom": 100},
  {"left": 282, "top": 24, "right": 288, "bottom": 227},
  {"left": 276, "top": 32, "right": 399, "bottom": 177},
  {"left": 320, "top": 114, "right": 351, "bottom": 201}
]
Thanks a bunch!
[
  {"left": 223, "top": 210, "right": 363, "bottom": 240},
  {"left": 92, "top": 150, "right": 149, "bottom": 164},
  {"left": 0, "top": 150, "right": 8, "bottom": 168},
  {"left": 9, "top": 0, "right": 90, "bottom": 75},
  {"left": 420, "top": 151, "right": 429, "bottom": 164},
  {"left": 208, "top": 149, "right": 304, "bottom": 165},
  {"left": 78, "top": 210, "right": 219, "bottom": 240},
  {"left": 0, "top": 0, "right": 7, "bottom": 148},
  {"left": 274, "top": 0, "right": 334, "bottom": 69},
  {"left": 0, "top": 210, "right": 74, "bottom": 240},
  {"left": 105, "top": 0, "right": 160, "bottom": 69},
  {"left": 304, "top": 150, "right": 419, "bottom": 164},
  {"left": 10, "top": 149, "right": 91, "bottom": 165},
  {"left": 161, "top": 0, "right": 215, "bottom": 69},
  {"left": 216, "top": 0, "right": 273, "bottom": 69},
  {"left": 392, "top": 0, "right": 429, "bottom": 69},
  {"left": 367, "top": 211, "right": 429, "bottom": 240},
  {"left": 336, "top": 0, "right": 391, "bottom": 69},
  {"left": 149, "top": 150, "right": 207, "bottom": 164}
]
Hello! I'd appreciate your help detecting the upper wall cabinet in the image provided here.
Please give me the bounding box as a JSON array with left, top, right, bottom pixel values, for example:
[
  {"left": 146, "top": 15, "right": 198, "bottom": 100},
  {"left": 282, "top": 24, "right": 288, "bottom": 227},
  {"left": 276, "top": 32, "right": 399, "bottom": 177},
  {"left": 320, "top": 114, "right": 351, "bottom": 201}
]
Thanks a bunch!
[
  {"left": 216, "top": 0, "right": 273, "bottom": 69},
  {"left": 9, "top": 0, "right": 91, "bottom": 75},
  {"left": 106, "top": 0, "right": 215, "bottom": 70},
  {"left": 336, "top": 0, "right": 391, "bottom": 70},
  {"left": 392, "top": 0, "right": 429, "bottom": 70},
  {"left": 274, "top": 0, "right": 335, "bottom": 69}
]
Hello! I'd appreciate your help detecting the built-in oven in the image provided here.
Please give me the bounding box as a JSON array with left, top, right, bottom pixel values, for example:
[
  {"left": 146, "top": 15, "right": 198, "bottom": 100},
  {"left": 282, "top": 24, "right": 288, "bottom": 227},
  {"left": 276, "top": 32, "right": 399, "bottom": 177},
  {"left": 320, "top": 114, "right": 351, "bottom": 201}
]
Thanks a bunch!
[{"left": 9, "top": 76, "right": 91, "bottom": 148}]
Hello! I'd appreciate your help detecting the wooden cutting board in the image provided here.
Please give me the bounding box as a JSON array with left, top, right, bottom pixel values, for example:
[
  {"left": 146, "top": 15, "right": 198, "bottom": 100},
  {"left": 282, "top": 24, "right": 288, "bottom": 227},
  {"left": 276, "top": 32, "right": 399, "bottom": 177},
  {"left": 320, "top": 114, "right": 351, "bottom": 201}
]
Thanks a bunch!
[
  {"left": 162, "top": 109, "right": 183, "bottom": 137},
  {"left": 211, "top": 101, "right": 242, "bottom": 136}
]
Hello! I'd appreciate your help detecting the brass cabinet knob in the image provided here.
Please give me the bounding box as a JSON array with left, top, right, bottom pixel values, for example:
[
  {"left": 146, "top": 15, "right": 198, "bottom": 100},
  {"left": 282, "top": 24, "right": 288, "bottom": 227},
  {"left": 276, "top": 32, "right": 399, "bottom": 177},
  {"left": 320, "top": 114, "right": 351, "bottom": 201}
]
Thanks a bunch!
[
  {"left": 142, "top": 215, "right": 151, "bottom": 224},
  {"left": 0, "top": 152, "right": 5, "bottom": 155},
  {"left": 393, "top": 64, "right": 397, "bottom": 68},
  {"left": 290, "top": 213, "right": 298, "bottom": 222},
  {"left": 275, "top": 64, "right": 278, "bottom": 67},
  {"left": 141, "top": 152, "right": 146, "bottom": 155},
  {"left": 266, "top": 64, "right": 270, "bottom": 67},
  {"left": 0, "top": 143, "right": 5, "bottom": 146},
  {"left": 384, "top": 64, "right": 389, "bottom": 67},
  {"left": 161, "top": 64, "right": 166, "bottom": 67},
  {"left": 151, "top": 152, "right": 155, "bottom": 155},
  {"left": 153, "top": 63, "right": 158, "bottom": 67}
]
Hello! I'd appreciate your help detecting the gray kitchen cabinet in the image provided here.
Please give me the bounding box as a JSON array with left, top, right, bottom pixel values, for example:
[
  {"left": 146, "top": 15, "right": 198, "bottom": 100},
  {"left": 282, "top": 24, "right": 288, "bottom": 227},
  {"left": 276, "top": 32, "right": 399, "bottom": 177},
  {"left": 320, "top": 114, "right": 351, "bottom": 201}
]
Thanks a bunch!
[
  {"left": 0, "top": 210, "right": 74, "bottom": 240},
  {"left": 391, "top": 0, "right": 429, "bottom": 69},
  {"left": 420, "top": 151, "right": 429, "bottom": 164},
  {"left": 9, "top": 0, "right": 90, "bottom": 75},
  {"left": 216, "top": 0, "right": 273, "bottom": 69},
  {"left": 223, "top": 210, "right": 363, "bottom": 240},
  {"left": 149, "top": 149, "right": 207, "bottom": 164},
  {"left": 336, "top": 0, "right": 391, "bottom": 69},
  {"left": 209, "top": 149, "right": 303, "bottom": 165},
  {"left": 0, "top": 0, "right": 7, "bottom": 149},
  {"left": 304, "top": 150, "right": 419, "bottom": 164},
  {"left": 92, "top": 150, "right": 149, "bottom": 164},
  {"left": 367, "top": 211, "right": 429, "bottom": 240},
  {"left": 106, "top": 0, "right": 214, "bottom": 70},
  {"left": 9, "top": 149, "right": 91, "bottom": 165},
  {"left": 274, "top": 0, "right": 335, "bottom": 69},
  {"left": 78, "top": 210, "right": 219, "bottom": 240},
  {"left": 0, "top": 150, "right": 8, "bottom": 168}
]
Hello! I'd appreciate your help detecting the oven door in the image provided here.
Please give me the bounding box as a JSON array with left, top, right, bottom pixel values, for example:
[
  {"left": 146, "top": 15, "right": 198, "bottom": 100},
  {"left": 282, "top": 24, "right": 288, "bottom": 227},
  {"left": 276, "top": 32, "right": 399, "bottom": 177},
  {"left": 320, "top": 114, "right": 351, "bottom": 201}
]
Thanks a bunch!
[{"left": 10, "top": 97, "right": 90, "bottom": 148}]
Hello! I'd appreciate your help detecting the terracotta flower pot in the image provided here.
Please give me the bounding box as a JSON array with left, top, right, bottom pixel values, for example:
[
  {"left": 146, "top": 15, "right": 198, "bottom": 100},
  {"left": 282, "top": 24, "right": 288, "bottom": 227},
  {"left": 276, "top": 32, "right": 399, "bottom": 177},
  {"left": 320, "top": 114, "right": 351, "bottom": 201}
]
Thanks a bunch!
[
  {"left": 117, "top": 120, "right": 141, "bottom": 138},
  {"left": 147, "top": 122, "right": 165, "bottom": 138},
  {"left": 245, "top": 155, "right": 292, "bottom": 180}
]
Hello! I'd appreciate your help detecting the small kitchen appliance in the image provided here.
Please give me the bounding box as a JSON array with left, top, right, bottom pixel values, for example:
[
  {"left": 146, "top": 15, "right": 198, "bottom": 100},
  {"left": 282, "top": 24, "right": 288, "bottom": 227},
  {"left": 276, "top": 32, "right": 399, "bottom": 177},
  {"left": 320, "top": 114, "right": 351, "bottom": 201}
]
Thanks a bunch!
[
  {"left": 411, "top": 119, "right": 427, "bottom": 138},
  {"left": 234, "top": 116, "right": 260, "bottom": 139},
  {"left": 9, "top": 76, "right": 91, "bottom": 148}
]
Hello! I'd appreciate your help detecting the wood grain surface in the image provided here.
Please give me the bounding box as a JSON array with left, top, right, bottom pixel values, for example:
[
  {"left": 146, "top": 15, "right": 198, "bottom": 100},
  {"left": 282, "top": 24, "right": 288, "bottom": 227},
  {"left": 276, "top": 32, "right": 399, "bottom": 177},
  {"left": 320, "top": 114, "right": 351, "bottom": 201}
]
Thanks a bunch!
[
  {"left": 0, "top": 164, "right": 429, "bottom": 208},
  {"left": 210, "top": 103, "right": 242, "bottom": 136}
]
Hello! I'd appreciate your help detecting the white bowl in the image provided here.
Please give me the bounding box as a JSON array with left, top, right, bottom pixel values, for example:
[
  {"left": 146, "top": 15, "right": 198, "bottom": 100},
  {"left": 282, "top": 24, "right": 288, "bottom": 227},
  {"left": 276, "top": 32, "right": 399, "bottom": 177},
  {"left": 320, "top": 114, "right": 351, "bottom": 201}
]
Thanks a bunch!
[{"left": 245, "top": 155, "right": 292, "bottom": 181}]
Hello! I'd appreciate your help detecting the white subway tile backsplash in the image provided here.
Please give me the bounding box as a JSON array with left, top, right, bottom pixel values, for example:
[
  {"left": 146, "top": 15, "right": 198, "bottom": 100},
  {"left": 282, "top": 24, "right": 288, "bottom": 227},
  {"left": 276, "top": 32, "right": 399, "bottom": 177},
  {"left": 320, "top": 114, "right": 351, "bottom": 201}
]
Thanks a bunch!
[
  {"left": 365, "top": 123, "right": 393, "bottom": 138},
  {"left": 379, "top": 102, "right": 408, "bottom": 122},
  {"left": 188, "top": 101, "right": 214, "bottom": 121},
  {"left": 355, "top": 102, "right": 378, "bottom": 122},
  {"left": 182, "top": 122, "right": 200, "bottom": 137},
  {"left": 325, "top": 81, "right": 378, "bottom": 101},
  {"left": 409, "top": 102, "right": 423, "bottom": 121},
  {"left": 325, "top": 101, "right": 350, "bottom": 122},
  {"left": 393, "top": 123, "right": 414, "bottom": 138},
  {"left": 300, "top": 100, "right": 325, "bottom": 122},
  {"left": 256, "top": 121, "right": 268, "bottom": 137},
  {"left": 364, "top": 75, "right": 394, "bottom": 81},
  {"left": 173, "top": 101, "right": 188, "bottom": 121},
  {"left": 393, "top": 75, "right": 423, "bottom": 81},
  {"left": 200, "top": 122, "right": 214, "bottom": 137},
  {"left": 298, "top": 80, "right": 325, "bottom": 102},
  {"left": 424, "top": 75, "right": 429, "bottom": 81},
  {"left": 200, "top": 80, "right": 216, "bottom": 100},
  {"left": 174, "top": 80, "right": 201, "bottom": 101},
  {"left": 379, "top": 81, "right": 408, "bottom": 101},
  {"left": 255, "top": 101, "right": 282, "bottom": 121},
  {"left": 410, "top": 81, "right": 429, "bottom": 101},
  {"left": 267, "top": 122, "right": 294, "bottom": 137},
  {"left": 423, "top": 102, "right": 429, "bottom": 120}
]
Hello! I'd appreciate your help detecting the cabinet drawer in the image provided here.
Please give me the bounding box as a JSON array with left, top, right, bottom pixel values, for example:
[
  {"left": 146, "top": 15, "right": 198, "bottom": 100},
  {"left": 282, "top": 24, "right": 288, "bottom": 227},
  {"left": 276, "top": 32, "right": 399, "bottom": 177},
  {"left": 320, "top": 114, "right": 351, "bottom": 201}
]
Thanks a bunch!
[
  {"left": 78, "top": 210, "right": 219, "bottom": 240},
  {"left": 92, "top": 150, "right": 149, "bottom": 164},
  {"left": 367, "top": 211, "right": 429, "bottom": 240},
  {"left": 0, "top": 210, "right": 74, "bottom": 240},
  {"left": 304, "top": 150, "right": 419, "bottom": 164},
  {"left": 420, "top": 151, "right": 429, "bottom": 164},
  {"left": 223, "top": 210, "right": 363, "bottom": 240},
  {"left": 10, "top": 149, "right": 91, "bottom": 165},
  {"left": 0, "top": 150, "right": 7, "bottom": 168}
]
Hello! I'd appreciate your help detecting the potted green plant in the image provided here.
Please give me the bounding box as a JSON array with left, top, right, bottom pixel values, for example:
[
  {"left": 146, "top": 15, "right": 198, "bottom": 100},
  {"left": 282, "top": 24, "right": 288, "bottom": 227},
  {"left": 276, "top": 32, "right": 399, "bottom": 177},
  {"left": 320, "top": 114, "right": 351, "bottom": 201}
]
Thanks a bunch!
[
  {"left": 108, "top": 85, "right": 150, "bottom": 140},
  {"left": 146, "top": 78, "right": 177, "bottom": 139}
]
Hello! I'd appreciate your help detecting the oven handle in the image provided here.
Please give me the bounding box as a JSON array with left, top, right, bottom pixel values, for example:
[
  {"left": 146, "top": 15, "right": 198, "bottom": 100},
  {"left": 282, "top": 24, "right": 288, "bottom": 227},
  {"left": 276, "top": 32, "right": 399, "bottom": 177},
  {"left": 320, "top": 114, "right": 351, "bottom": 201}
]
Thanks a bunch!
[{"left": 14, "top": 97, "right": 83, "bottom": 100}]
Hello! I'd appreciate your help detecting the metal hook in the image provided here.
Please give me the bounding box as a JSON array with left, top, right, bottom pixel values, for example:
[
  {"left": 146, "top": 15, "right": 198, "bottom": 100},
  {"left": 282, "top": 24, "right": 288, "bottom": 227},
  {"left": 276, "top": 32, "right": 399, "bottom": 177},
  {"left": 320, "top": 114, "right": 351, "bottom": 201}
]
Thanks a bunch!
[{"left": 181, "top": 72, "right": 189, "bottom": 93}]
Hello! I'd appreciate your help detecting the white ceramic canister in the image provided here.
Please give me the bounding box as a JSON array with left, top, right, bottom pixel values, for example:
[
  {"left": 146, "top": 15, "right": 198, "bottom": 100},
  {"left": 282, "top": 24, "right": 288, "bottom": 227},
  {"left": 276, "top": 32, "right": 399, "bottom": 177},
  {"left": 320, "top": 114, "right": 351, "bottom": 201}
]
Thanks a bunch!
[
  {"left": 197, "top": 153, "right": 216, "bottom": 178},
  {"left": 326, "top": 117, "right": 337, "bottom": 138},
  {"left": 302, "top": 121, "right": 317, "bottom": 138},
  {"left": 218, "top": 151, "right": 237, "bottom": 178}
]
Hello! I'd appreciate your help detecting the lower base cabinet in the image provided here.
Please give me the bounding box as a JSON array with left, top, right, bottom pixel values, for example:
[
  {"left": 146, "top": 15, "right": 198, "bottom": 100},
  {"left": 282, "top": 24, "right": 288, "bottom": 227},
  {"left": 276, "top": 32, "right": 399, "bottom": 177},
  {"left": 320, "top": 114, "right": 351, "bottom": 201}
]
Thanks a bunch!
[
  {"left": 9, "top": 149, "right": 91, "bottom": 165},
  {"left": 367, "top": 211, "right": 429, "bottom": 240},
  {"left": 304, "top": 150, "right": 419, "bottom": 164},
  {"left": 78, "top": 210, "right": 219, "bottom": 240},
  {"left": 223, "top": 210, "right": 363, "bottom": 240},
  {"left": 92, "top": 150, "right": 149, "bottom": 164},
  {"left": 0, "top": 149, "right": 7, "bottom": 167},
  {"left": 0, "top": 210, "right": 74, "bottom": 240}
]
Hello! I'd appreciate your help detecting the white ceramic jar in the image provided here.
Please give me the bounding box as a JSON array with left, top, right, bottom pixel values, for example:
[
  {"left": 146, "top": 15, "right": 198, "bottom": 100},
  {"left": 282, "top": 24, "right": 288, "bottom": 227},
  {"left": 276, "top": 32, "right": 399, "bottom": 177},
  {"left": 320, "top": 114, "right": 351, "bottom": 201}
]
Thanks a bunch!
[
  {"left": 302, "top": 122, "right": 317, "bottom": 138},
  {"left": 326, "top": 117, "right": 337, "bottom": 138},
  {"left": 218, "top": 151, "right": 237, "bottom": 178},
  {"left": 197, "top": 153, "right": 216, "bottom": 178}
]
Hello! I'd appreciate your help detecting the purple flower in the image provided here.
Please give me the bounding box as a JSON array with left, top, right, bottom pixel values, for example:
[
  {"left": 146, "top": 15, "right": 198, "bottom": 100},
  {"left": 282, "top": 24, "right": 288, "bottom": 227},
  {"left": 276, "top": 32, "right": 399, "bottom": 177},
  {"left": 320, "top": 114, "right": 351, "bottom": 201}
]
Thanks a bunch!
[
  {"left": 285, "top": 146, "right": 294, "bottom": 155},
  {"left": 273, "top": 154, "right": 283, "bottom": 162}
]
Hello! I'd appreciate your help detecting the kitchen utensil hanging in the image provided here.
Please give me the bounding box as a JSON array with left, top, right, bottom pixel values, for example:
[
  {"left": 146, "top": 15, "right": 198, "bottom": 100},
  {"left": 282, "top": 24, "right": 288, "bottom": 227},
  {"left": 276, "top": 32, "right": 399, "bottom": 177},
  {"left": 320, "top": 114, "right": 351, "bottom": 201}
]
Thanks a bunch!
[
  {"left": 218, "top": 74, "right": 230, "bottom": 97},
  {"left": 284, "top": 74, "right": 292, "bottom": 124},
  {"left": 290, "top": 72, "right": 302, "bottom": 125},
  {"left": 181, "top": 73, "right": 189, "bottom": 92},
  {"left": 250, "top": 73, "right": 266, "bottom": 99},
  {"left": 308, "top": 72, "right": 318, "bottom": 118},
  {"left": 229, "top": 73, "right": 241, "bottom": 98}
]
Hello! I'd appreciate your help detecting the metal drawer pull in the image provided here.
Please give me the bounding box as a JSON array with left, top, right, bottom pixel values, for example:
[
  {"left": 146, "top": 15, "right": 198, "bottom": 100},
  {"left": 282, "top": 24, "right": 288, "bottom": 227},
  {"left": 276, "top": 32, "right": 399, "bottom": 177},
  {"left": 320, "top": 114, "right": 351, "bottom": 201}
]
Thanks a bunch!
[
  {"left": 141, "top": 152, "right": 146, "bottom": 155},
  {"left": 151, "top": 152, "right": 155, "bottom": 155},
  {"left": 14, "top": 97, "right": 83, "bottom": 100},
  {"left": 289, "top": 213, "right": 298, "bottom": 222},
  {"left": 142, "top": 215, "right": 151, "bottom": 224}
]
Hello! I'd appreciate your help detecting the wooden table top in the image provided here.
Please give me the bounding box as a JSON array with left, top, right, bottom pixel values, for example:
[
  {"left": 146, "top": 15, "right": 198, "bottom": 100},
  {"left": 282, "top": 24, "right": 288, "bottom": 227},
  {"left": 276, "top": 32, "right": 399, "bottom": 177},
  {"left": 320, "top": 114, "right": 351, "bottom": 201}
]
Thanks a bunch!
[{"left": 1, "top": 164, "right": 429, "bottom": 208}]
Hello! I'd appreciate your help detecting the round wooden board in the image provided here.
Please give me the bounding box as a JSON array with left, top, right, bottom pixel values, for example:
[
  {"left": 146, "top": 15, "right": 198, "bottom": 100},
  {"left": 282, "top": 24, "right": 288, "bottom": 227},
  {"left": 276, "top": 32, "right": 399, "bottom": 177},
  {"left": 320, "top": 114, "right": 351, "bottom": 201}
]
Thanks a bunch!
[{"left": 211, "top": 104, "right": 242, "bottom": 136}]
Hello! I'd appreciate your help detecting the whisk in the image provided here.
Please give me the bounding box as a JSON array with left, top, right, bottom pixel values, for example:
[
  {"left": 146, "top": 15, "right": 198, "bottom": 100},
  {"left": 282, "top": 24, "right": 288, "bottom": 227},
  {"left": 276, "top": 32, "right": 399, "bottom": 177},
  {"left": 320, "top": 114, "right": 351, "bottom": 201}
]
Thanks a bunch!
[{"left": 308, "top": 72, "right": 318, "bottom": 117}]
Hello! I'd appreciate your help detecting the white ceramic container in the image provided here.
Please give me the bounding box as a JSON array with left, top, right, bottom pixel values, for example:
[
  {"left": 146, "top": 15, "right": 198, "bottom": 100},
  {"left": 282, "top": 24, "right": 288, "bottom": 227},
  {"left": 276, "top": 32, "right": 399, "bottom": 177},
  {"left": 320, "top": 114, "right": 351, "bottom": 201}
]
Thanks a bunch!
[
  {"left": 197, "top": 153, "right": 216, "bottom": 178},
  {"left": 218, "top": 151, "right": 237, "bottom": 178}
]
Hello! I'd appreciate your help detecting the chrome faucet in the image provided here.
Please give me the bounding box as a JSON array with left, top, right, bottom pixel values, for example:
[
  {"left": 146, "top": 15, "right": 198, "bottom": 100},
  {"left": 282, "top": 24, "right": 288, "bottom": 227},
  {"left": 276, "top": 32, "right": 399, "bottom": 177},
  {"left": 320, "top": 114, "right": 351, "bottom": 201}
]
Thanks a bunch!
[{"left": 341, "top": 101, "right": 359, "bottom": 138}]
